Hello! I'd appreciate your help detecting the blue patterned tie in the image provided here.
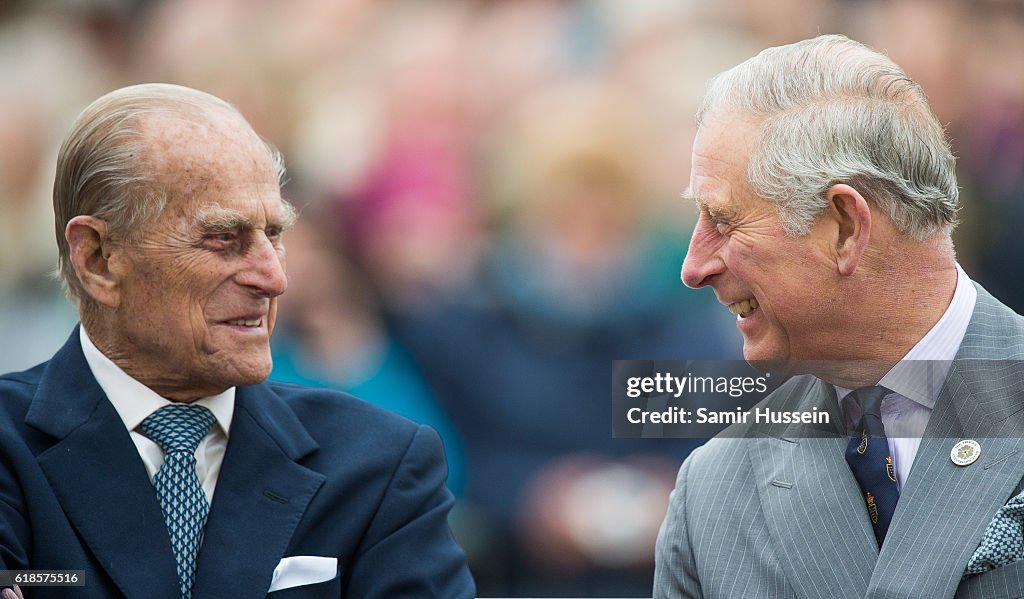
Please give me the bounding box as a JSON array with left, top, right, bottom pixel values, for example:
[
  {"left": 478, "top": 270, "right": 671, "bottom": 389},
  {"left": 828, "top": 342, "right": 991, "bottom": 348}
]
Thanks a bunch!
[
  {"left": 140, "top": 404, "right": 216, "bottom": 599},
  {"left": 845, "top": 386, "right": 899, "bottom": 547}
]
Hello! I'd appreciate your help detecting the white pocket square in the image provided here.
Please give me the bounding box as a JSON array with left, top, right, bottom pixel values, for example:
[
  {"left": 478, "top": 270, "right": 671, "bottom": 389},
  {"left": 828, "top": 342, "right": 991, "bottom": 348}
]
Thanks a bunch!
[{"left": 268, "top": 556, "right": 338, "bottom": 592}]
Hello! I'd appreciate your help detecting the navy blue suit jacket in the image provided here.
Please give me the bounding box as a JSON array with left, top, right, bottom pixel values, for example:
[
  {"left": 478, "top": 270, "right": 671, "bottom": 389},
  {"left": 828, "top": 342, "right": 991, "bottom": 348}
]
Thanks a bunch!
[{"left": 0, "top": 329, "right": 475, "bottom": 598}]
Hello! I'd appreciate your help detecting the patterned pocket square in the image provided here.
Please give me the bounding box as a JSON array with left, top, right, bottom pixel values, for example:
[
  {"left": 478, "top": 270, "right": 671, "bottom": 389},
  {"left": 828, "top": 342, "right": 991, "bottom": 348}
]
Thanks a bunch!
[{"left": 965, "top": 492, "right": 1024, "bottom": 578}]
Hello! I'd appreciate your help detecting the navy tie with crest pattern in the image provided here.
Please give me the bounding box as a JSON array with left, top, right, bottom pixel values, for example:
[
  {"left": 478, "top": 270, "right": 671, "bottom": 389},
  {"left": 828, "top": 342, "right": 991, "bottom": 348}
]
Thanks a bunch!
[
  {"left": 140, "top": 404, "right": 216, "bottom": 599},
  {"left": 844, "top": 385, "right": 899, "bottom": 547}
]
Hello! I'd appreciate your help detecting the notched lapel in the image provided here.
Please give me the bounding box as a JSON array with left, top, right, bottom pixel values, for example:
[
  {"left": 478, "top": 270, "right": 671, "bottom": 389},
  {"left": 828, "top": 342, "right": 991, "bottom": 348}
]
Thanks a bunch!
[
  {"left": 191, "top": 385, "right": 325, "bottom": 598},
  {"left": 748, "top": 377, "right": 877, "bottom": 599},
  {"left": 869, "top": 361, "right": 1024, "bottom": 598},
  {"left": 28, "top": 332, "right": 181, "bottom": 599},
  {"left": 750, "top": 435, "right": 877, "bottom": 599}
]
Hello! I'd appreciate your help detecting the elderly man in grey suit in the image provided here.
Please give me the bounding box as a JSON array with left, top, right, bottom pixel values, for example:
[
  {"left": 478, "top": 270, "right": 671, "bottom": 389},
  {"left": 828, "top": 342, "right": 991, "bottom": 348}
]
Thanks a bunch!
[{"left": 654, "top": 34, "right": 1024, "bottom": 599}]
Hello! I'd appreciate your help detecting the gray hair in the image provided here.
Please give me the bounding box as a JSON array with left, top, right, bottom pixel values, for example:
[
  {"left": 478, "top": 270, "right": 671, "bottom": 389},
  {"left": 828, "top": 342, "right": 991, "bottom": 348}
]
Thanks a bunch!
[
  {"left": 53, "top": 83, "right": 287, "bottom": 302},
  {"left": 697, "top": 34, "right": 958, "bottom": 239}
]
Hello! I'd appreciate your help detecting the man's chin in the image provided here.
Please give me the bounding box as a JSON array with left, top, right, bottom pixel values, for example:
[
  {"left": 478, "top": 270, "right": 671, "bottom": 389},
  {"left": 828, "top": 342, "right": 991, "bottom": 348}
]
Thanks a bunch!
[
  {"left": 210, "top": 354, "right": 274, "bottom": 389},
  {"left": 741, "top": 343, "right": 797, "bottom": 375},
  {"left": 237, "top": 361, "right": 273, "bottom": 387},
  {"left": 741, "top": 341, "right": 781, "bottom": 364}
]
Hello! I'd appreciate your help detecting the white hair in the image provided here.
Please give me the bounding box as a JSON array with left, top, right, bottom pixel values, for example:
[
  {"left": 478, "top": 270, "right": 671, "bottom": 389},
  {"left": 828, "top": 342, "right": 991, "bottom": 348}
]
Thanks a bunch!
[
  {"left": 53, "top": 83, "right": 287, "bottom": 301},
  {"left": 697, "top": 34, "right": 958, "bottom": 239}
]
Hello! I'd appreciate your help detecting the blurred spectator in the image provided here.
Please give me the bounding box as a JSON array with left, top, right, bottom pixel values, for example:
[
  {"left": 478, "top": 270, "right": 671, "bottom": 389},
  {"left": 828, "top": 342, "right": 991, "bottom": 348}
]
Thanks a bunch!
[
  {"left": 269, "top": 218, "right": 466, "bottom": 495},
  {"left": 388, "top": 80, "right": 739, "bottom": 596},
  {"left": 958, "top": 2, "right": 1024, "bottom": 312},
  {"left": 332, "top": 1, "right": 486, "bottom": 311}
]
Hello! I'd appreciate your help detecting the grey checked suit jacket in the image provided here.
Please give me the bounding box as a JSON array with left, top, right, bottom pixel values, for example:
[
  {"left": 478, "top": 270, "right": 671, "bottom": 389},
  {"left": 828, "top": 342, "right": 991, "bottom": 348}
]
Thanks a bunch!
[{"left": 655, "top": 284, "right": 1024, "bottom": 599}]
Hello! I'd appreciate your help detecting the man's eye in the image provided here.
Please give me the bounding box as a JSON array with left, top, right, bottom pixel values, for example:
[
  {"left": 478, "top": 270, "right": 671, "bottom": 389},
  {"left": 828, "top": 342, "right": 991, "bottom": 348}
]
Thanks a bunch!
[
  {"left": 204, "top": 232, "right": 239, "bottom": 248},
  {"left": 708, "top": 216, "right": 730, "bottom": 235}
]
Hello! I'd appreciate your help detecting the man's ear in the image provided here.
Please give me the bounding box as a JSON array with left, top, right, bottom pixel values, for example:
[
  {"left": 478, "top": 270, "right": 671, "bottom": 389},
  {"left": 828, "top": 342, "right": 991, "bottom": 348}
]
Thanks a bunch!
[
  {"left": 825, "top": 184, "right": 872, "bottom": 276},
  {"left": 66, "top": 216, "right": 124, "bottom": 308}
]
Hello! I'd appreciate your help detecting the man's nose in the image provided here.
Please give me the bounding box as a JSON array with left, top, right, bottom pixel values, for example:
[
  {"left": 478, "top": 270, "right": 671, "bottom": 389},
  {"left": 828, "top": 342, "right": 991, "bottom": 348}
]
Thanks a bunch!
[
  {"left": 239, "top": 233, "right": 288, "bottom": 297},
  {"left": 680, "top": 219, "right": 724, "bottom": 289}
]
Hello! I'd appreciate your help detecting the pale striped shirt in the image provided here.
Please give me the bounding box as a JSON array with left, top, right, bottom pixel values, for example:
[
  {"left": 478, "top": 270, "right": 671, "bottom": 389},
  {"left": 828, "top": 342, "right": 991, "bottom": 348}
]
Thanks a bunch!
[{"left": 835, "top": 262, "right": 976, "bottom": 491}]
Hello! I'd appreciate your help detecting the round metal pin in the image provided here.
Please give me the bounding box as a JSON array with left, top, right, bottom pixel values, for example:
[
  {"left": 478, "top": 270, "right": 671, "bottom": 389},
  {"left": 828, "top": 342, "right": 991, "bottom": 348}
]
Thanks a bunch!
[{"left": 950, "top": 440, "right": 981, "bottom": 466}]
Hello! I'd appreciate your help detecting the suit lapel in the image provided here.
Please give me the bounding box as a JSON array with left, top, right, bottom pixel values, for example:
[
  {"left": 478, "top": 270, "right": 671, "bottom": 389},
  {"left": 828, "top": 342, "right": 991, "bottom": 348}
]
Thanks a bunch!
[
  {"left": 750, "top": 284, "right": 1024, "bottom": 598},
  {"left": 190, "top": 383, "right": 325, "bottom": 598},
  {"left": 869, "top": 359, "right": 1024, "bottom": 598},
  {"left": 26, "top": 330, "right": 181, "bottom": 599},
  {"left": 867, "top": 287, "right": 1024, "bottom": 597},
  {"left": 749, "top": 377, "right": 878, "bottom": 599}
]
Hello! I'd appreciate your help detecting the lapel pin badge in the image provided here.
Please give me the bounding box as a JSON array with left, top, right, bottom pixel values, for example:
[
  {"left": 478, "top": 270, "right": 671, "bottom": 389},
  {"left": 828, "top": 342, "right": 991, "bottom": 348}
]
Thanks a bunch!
[{"left": 950, "top": 439, "right": 982, "bottom": 466}]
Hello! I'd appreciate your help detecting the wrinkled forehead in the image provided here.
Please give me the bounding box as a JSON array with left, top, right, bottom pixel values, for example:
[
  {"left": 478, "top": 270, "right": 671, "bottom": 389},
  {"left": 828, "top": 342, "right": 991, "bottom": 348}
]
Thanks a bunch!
[{"left": 137, "top": 107, "right": 278, "bottom": 200}]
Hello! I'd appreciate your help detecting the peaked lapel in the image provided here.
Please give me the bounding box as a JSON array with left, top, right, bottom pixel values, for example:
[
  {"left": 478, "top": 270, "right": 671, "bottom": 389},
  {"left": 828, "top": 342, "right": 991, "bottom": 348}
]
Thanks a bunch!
[
  {"left": 25, "top": 329, "right": 181, "bottom": 599},
  {"left": 190, "top": 383, "right": 325, "bottom": 598},
  {"left": 748, "top": 376, "right": 878, "bottom": 599}
]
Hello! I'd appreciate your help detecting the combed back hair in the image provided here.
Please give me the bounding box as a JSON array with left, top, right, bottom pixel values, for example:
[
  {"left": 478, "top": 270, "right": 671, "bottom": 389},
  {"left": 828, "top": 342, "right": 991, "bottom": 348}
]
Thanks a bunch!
[
  {"left": 53, "top": 83, "right": 287, "bottom": 302},
  {"left": 696, "top": 34, "right": 958, "bottom": 239}
]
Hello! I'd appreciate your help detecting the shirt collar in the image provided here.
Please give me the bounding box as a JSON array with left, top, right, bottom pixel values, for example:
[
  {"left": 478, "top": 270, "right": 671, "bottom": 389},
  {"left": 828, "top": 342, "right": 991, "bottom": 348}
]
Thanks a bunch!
[
  {"left": 835, "top": 262, "right": 977, "bottom": 409},
  {"left": 79, "top": 326, "right": 234, "bottom": 437}
]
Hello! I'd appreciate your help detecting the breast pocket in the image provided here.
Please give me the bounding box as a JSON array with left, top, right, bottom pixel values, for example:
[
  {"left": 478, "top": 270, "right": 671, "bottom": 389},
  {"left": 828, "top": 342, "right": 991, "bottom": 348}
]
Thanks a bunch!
[
  {"left": 266, "top": 575, "right": 342, "bottom": 598},
  {"left": 957, "top": 559, "right": 1024, "bottom": 599}
]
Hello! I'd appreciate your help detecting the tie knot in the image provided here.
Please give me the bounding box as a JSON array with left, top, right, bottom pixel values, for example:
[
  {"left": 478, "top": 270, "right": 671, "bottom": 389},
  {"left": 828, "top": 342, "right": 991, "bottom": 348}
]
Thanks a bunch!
[
  {"left": 140, "top": 404, "right": 215, "bottom": 454},
  {"left": 849, "top": 385, "right": 889, "bottom": 418}
]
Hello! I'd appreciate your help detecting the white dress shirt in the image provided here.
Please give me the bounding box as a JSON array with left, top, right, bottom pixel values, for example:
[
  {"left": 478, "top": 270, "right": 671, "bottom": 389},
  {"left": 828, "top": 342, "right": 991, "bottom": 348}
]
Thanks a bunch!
[
  {"left": 834, "top": 263, "right": 977, "bottom": 491},
  {"left": 79, "top": 326, "right": 234, "bottom": 503}
]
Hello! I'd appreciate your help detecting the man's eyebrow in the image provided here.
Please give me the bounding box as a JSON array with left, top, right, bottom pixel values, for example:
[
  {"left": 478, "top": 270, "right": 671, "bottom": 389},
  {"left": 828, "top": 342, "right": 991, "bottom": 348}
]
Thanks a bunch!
[
  {"left": 196, "top": 207, "right": 251, "bottom": 232},
  {"left": 681, "top": 191, "right": 737, "bottom": 222},
  {"left": 681, "top": 189, "right": 708, "bottom": 212},
  {"left": 194, "top": 200, "right": 299, "bottom": 232}
]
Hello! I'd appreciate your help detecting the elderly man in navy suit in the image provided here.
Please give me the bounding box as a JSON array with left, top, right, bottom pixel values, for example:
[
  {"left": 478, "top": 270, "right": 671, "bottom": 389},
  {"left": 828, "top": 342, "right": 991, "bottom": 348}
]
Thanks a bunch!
[{"left": 0, "top": 83, "right": 474, "bottom": 598}]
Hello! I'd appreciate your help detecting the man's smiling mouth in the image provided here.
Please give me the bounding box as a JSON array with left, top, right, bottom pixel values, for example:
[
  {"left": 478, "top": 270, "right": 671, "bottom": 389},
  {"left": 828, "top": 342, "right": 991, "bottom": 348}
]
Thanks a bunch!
[
  {"left": 727, "top": 297, "right": 759, "bottom": 319},
  {"left": 223, "top": 318, "right": 262, "bottom": 328}
]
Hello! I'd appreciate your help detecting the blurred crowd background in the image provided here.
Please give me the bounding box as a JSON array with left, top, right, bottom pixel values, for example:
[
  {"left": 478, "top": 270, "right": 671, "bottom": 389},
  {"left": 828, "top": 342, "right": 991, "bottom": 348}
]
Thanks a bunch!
[{"left": 2, "top": 0, "right": 1023, "bottom": 596}]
